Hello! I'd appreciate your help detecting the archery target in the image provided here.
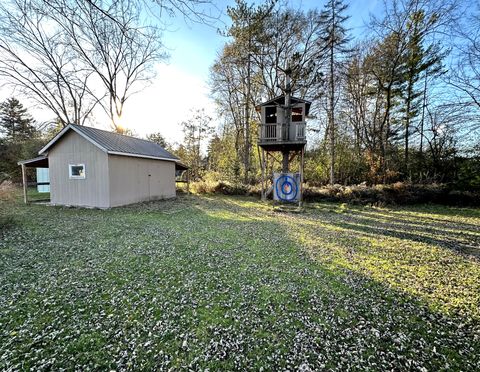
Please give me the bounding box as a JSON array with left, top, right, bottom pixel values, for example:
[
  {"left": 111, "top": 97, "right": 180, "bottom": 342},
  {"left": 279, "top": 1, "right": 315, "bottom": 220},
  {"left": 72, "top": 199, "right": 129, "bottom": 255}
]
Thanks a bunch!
[{"left": 274, "top": 173, "right": 301, "bottom": 202}]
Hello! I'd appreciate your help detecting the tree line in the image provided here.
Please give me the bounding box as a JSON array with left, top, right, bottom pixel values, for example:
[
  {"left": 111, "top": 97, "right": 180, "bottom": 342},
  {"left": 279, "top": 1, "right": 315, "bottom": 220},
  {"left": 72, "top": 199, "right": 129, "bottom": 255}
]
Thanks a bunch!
[
  {"left": 1, "top": 0, "right": 479, "bottom": 189},
  {"left": 0, "top": 98, "right": 47, "bottom": 181},
  {"left": 205, "top": 0, "right": 480, "bottom": 188}
]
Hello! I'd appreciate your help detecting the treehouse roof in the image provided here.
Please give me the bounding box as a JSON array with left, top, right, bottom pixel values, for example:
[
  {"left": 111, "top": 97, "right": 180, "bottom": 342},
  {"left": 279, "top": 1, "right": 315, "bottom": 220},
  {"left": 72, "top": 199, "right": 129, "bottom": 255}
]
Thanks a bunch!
[{"left": 256, "top": 95, "right": 311, "bottom": 116}]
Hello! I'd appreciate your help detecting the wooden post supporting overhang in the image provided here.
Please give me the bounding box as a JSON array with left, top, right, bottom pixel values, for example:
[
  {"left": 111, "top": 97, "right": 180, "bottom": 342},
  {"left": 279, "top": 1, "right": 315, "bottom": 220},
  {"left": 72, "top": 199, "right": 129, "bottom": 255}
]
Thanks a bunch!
[
  {"left": 21, "top": 163, "right": 28, "bottom": 204},
  {"left": 17, "top": 155, "right": 49, "bottom": 205}
]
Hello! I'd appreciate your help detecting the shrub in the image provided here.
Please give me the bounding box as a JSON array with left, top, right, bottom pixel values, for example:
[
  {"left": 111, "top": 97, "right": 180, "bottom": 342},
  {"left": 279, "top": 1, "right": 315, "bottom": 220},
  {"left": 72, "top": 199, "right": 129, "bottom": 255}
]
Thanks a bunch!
[
  {"left": 213, "top": 181, "right": 247, "bottom": 195},
  {"left": 188, "top": 179, "right": 480, "bottom": 206},
  {"left": 0, "top": 180, "right": 18, "bottom": 202},
  {"left": 303, "top": 182, "right": 480, "bottom": 206},
  {"left": 190, "top": 180, "right": 214, "bottom": 194},
  {"left": 456, "top": 157, "right": 480, "bottom": 191}
]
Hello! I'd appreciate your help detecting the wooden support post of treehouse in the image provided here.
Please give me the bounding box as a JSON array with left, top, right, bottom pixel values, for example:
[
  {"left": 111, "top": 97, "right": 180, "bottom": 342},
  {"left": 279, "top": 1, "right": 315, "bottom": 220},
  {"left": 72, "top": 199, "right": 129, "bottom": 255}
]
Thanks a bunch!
[
  {"left": 186, "top": 170, "right": 190, "bottom": 195},
  {"left": 282, "top": 64, "right": 292, "bottom": 175},
  {"left": 259, "top": 146, "right": 266, "bottom": 201},
  {"left": 282, "top": 151, "right": 289, "bottom": 173},
  {"left": 299, "top": 148, "right": 304, "bottom": 207},
  {"left": 21, "top": 163, "right": 28, "bottom": 204}
]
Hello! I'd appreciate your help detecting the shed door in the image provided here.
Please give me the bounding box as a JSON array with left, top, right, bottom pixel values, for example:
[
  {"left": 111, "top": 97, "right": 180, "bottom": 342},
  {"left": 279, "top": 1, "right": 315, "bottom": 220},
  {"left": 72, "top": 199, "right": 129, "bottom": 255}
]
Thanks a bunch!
[{"left": 36, "top": 167, "right": 50, "bottom": 193}]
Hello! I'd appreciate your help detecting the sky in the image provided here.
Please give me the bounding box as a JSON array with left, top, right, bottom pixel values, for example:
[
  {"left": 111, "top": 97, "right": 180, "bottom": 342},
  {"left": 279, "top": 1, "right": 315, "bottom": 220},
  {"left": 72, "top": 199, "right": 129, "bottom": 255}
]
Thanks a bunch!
[{"left": 0, "top": 0, "right": 381, "bottom": 144}]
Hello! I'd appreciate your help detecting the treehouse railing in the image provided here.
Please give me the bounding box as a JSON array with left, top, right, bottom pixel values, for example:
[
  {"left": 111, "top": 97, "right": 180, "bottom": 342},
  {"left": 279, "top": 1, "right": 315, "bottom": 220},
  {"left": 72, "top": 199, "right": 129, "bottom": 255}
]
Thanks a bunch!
[
  {"left": 259, "top": 122, "right": 306, "bottom": 143},
  {"left": 261, "top": 123, "right": 279, "bottom": 141},
  {"left": 295, "top": 122, "right": 305, "bottom": 140}
]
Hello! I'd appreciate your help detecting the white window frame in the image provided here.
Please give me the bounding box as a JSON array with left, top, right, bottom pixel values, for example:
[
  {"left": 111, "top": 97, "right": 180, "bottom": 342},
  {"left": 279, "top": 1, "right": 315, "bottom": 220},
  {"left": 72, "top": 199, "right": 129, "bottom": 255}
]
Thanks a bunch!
[{"left": 69, "top": 163, "right": 86, "bottom": 179}]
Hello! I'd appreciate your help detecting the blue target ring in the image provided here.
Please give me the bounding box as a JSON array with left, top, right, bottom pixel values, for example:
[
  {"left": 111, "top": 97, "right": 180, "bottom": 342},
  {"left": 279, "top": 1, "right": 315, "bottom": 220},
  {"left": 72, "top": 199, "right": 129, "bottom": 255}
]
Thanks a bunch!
[{"left": 275, "top": 175, "right": 298, "bottom": 201}]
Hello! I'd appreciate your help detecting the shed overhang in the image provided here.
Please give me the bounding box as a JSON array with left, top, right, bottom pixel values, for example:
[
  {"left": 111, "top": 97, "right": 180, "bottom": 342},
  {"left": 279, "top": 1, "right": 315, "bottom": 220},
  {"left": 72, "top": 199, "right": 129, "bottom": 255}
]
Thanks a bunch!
[
  {"left": 17, "top": 156, "right": 49, "bottom": 168},
  {"left": 175, "top": 162, "right": 189, "bottom": 171}
]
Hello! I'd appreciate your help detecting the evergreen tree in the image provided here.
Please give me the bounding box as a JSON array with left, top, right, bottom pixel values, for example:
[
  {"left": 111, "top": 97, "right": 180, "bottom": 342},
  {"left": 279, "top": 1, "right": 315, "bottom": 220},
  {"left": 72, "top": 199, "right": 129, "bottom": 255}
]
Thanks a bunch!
[
  {"left": 401, "top": 9, "right": 444, "bottom": 175},
  {"left": 0, "top": 98, "right": 42, "bottom": 181},
  {"left": 146, "top": 132, "right": 169, "bottom": 149},
  {"left": 319, "top": 0, "right": 351, "bottom": 185},
  {"left": 0, "top": 98, "right": 36, "bottom": 142}
]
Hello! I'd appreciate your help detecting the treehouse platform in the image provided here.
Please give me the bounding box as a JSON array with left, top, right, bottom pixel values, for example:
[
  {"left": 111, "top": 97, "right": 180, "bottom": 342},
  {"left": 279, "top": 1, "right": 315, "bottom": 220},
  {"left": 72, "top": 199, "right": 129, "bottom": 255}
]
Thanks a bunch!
[{"left": 256, "top": 95, "right": 310, "bottom": 151}]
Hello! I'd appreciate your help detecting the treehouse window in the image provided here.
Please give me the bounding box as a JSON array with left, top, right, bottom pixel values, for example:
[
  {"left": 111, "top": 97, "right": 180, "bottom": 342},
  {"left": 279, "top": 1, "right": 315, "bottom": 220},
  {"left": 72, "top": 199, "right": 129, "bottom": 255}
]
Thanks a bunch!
[
  {"left": 265, "top": 106, "right": 277, "bottom": 124},
  {"left": 292, "top": 107, "right": 303, "bottom": 122}
]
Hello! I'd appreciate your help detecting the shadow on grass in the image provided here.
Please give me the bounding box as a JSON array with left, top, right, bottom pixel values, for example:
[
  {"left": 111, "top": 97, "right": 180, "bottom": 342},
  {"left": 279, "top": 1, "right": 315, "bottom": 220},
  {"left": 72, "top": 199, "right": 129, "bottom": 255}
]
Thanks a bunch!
[
  {"left": 0, "top": 195, "right": 479, "bottom": 370},
  {"left": 349, "top": 207, "right": 480, "bottom": 237},
  {"left": 330, "top": 213, "right": 480, "bottom": 256}
]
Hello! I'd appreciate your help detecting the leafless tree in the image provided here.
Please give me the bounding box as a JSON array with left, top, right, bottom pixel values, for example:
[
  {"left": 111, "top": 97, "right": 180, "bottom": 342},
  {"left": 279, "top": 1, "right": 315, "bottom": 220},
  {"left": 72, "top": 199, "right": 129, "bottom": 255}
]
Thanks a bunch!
[
  {"left": 0, "top": 0, "right": 99, "bottom": 125},
  {"left": 149, "top": 0, "right": 220, "bottom": 25},
  {"left": 210, "top": 3, "right": 326, "bottom": 182},
  {"left": 0, "top": 0, "right": 165, "bottom": 129},
  {"left": 49, "top": 0, "right": 164, "bottom": 130},
  {"left": 447, "top": 6, "right": 480, "bottom": 126}
]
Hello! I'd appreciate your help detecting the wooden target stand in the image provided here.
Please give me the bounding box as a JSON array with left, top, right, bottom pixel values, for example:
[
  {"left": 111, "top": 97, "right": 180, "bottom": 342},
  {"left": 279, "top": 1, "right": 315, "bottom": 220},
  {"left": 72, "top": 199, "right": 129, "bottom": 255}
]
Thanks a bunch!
[{"left": 258, "top": 145, "right": 305, "bottom": 210}]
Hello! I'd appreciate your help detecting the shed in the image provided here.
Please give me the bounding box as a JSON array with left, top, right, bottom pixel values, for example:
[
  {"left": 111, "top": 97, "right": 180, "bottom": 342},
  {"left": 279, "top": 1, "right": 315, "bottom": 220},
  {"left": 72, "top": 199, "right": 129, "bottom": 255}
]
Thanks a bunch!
[{"left": 21, "top": 124, "right": 187, "bottom": 208}]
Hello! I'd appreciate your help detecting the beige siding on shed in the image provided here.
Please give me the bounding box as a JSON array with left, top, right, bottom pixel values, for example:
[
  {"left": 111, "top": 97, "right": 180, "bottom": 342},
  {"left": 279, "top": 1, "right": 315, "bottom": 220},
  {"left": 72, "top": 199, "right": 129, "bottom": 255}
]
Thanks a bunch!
[
  {"left": 48, "top": 130, "right": 110, "bottom": 208},
  {"left": 108, "top": 155, "right": 176, "bottom": 207}
]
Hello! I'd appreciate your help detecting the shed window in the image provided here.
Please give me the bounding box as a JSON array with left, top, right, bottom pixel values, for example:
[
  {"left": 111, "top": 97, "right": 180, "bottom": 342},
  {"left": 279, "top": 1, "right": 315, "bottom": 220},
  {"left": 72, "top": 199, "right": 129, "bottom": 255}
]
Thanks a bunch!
[
  {"left": 265, "top": 106, "right": 277, "bottom": 124},
  {"left": 69, "top": 164, "right": 85, "bottom": 179},
  {"left": 292, "top": 107, "right": 303, "bottom": 122}
]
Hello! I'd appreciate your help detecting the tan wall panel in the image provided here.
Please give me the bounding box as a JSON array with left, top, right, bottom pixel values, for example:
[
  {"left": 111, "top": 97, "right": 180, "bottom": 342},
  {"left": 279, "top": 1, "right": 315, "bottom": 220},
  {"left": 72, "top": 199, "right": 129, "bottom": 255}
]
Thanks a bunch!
[
  {"left": 108, "top": 155, "right": 176, "bottom": 207},
  {"left": 48, "top": 130, "right": 110, "bottom": 208}
]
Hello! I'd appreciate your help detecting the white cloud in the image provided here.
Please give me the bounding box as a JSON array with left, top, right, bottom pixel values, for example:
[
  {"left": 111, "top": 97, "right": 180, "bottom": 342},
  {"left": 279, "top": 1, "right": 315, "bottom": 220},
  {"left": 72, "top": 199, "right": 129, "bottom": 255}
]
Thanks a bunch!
[
  {"left": 119, "top": 63, "right": 216, "bottom": 144},
  {"left": 0, "top": 62, "right": 216, "bottom": 146}
]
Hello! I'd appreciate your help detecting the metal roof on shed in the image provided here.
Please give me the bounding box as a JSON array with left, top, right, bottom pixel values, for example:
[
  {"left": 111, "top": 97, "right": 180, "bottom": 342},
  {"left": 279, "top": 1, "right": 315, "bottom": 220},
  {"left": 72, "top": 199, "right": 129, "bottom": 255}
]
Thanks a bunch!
[
  {"left": 72, "top": 125, "right": 179, "bottom": 160},
  {"left": 39, "top": 124, "right": 180, "bottom": 163}
]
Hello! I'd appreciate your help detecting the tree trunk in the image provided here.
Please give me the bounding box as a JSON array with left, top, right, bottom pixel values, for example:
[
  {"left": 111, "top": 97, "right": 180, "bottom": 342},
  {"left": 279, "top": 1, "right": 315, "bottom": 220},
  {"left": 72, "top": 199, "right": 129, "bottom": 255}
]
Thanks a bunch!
[
  {"left": 420, "top": 70, "right": 428, "bottom": 158},
  {"left": 244, "top": 39, "right": 251, "bottom": 184},
  {"left": 329, "top": 31, "right": 335, "bottom": 186},
  {"left": 405, "top": 83, "right": 412, "bottom": 176},
  {"left": 382, "top": 84, "right": 393, "bottom": 183}
]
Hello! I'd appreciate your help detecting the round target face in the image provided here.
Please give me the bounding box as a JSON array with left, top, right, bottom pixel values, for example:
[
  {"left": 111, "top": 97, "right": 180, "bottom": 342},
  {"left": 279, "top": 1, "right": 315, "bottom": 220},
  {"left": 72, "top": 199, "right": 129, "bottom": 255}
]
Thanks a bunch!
[
  {"left": 282, "top": 181, "right": 293, "bottom": 195},
  {"left": 275, "top": 175, "right": 298, "bottom": 201}
]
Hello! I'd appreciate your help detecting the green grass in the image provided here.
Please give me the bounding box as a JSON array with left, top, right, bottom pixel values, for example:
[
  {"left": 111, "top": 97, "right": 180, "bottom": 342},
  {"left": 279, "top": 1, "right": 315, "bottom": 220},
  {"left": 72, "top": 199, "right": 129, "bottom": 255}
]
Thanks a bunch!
[
  {"left": 25, "top": 186, "right": 50, "bottom": 201},
  {"left": 0, "top": 195, "right": 479, "bottom": 370}
]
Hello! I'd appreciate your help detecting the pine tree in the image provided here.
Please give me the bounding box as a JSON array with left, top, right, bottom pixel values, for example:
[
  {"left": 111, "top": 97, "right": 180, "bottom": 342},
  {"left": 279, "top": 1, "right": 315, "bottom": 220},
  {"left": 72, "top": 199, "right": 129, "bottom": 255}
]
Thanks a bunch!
[
  {"left": 319, "top": 0, "right": 351, "bottom": 185},
  {"left": 401, "top": 9, "right": 444, "bottom": 175},
  {"left": 0, "top": 98, "right": 36, "bottom": 142},
  {"left": 0, "top": 98, "right": 41, "bottom": 181},
  {"left": 146, "top": 132, "right": 169, "bottom": 149}
]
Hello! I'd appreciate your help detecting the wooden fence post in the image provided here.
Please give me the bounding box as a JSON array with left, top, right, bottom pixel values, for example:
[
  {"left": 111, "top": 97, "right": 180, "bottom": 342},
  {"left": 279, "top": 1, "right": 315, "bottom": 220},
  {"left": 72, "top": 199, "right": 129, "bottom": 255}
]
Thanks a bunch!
[{"left": 21, "top": 164, "right": 28, "bottom": 204}]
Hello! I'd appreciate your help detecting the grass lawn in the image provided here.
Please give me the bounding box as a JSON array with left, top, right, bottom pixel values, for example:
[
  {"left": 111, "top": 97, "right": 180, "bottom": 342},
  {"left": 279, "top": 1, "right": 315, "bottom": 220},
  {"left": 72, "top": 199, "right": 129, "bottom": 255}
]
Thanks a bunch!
[
  {"left": 25, "top": 187, "right": 50, "bottom": 202},
  {"left": 0, "top": 195, "right": 479, "bottom": 370}
]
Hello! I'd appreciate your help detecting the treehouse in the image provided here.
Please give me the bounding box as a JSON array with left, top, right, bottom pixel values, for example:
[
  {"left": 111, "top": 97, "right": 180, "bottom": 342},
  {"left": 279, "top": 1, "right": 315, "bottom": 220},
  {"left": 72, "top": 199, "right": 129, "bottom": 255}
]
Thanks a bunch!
[
  {"left": 256, "top": 90, "right": 311, "bottom": 205},
  {"left": 257, "top": 95, "right": 311, "bottom": 152}
]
